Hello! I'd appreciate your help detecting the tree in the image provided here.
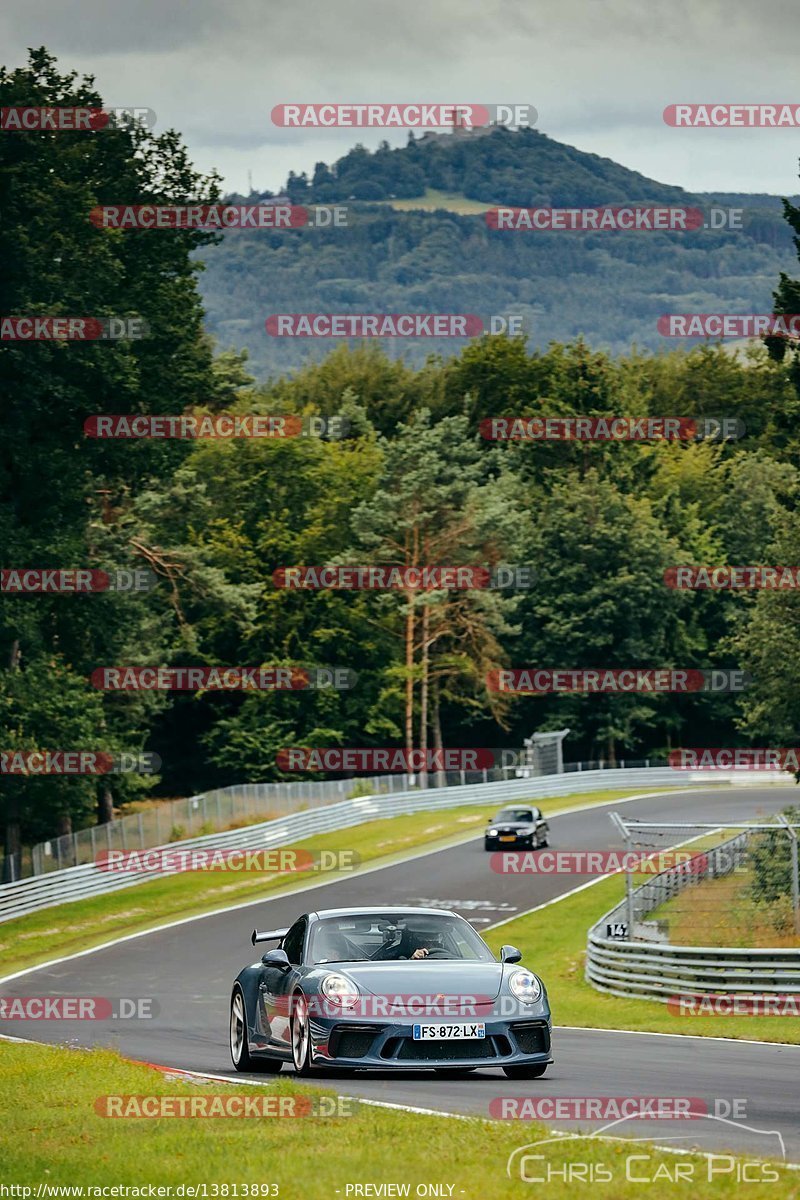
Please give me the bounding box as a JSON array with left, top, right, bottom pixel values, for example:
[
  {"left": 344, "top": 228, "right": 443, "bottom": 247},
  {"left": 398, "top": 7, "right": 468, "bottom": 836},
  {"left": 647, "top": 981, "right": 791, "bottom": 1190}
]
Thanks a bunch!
[
  {"left": 0, "top": 48, "right": 222, "bottom": 862},
  {"left": 350, "top": 410, "right": 526, "bottom": 783}
]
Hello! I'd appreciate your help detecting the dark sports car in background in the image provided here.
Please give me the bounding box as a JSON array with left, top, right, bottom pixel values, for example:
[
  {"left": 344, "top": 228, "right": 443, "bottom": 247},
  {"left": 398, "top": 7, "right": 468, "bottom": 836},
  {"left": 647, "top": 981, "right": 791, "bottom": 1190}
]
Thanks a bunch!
[
  {"left": 229, "top": 906, "right": 552, "bottom": 1077},
  {"left": 484, "top": 805, "right": 549, "bottom": 850}
]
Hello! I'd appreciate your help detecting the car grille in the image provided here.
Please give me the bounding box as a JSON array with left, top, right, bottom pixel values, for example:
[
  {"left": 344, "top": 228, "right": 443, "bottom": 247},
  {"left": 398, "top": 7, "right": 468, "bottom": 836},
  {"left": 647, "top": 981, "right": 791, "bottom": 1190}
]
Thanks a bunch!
[
  {"left": 511, "top": 1021, "right": 550, "bottom": 1055},
  {"left": 393, "top": 1037, "right": 498, "bottom": 1061},
  {"left": 329, "top": 1025, "right": 383, "bottom": 1059}
]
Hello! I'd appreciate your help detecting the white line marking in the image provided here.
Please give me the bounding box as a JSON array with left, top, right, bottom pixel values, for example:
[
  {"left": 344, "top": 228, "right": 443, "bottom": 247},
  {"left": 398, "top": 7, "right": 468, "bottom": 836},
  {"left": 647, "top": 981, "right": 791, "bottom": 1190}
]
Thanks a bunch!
[
  {"left": 0, "top": 787, "right": 691, "bottom": 985},
  {"left": 554, "top": 1025, "right": 800, "bottom": 1050}
]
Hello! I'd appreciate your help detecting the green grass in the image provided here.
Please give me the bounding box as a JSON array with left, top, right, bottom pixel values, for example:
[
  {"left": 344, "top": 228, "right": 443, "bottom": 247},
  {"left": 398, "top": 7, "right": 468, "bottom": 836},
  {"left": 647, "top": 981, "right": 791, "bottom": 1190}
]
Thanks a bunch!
[
  {"left": 0, "top": 1041, "right": 794, "bottom": 1195},
  {"left": 0, "top": 788, "right": 670, "bottom": 979},
  {"left": 648, "top": 864, "right": 800, "bottom": 949},
  {"left": 376, "top": 188, "right": 493, "bottom": 214},
  {"left": 483, "top": 854, "right": 800, "bottom": 1044}
]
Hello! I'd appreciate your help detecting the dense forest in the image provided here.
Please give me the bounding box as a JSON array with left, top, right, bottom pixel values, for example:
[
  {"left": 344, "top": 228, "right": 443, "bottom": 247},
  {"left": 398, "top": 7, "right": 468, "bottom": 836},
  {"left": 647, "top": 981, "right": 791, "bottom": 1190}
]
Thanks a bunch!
[{"left": 3, "top": 50, "right": 800, "bottom": 871}]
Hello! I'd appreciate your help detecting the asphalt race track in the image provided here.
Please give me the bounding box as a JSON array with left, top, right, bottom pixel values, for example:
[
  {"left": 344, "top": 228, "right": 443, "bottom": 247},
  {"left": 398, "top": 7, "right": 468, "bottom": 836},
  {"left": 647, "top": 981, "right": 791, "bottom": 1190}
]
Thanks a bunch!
[{"left": 2, "top": 787, "right": 799, "bottom": 1161}]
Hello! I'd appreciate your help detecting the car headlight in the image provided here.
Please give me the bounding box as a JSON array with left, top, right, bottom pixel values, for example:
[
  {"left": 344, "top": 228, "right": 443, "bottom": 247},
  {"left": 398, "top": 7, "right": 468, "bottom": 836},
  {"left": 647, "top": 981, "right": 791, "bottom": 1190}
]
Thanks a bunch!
[
  {"left": 487, "top": 827, "right": 498, "bottom": 835},
  {"left": 508, "top": 969, "right": 542, "bottom": 1004},
  {"left": 320, "top": 973, "right": 360, "bottom": 1007}
]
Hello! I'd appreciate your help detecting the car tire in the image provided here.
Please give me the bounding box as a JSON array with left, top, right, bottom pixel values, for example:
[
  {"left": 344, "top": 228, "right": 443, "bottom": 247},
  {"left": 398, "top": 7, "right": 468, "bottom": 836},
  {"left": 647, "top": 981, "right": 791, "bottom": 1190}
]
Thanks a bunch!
[
  {"left": 503, "top": 1063, "right": 549, "bottom": 1079},
  {"left": 484, "top": 841, "right": 493, "bottom": 851},
  {"left": 538, "top": 835, "right": 549, "bottom": 848},
  {"left": 291, "top": 991, "right": 316, "bottom": 1076},
  {"left": 229, "top": 986, "right": 283, "bottom": 1074}
]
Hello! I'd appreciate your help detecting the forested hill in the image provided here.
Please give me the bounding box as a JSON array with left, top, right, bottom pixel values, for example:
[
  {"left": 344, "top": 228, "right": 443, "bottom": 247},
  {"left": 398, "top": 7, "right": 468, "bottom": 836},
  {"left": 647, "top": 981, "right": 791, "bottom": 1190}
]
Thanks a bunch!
[
  {"left": 282, "top": 126, "right": 693, "bottom": 206},
  {"left": 197, "top": 127, "right": 800, "bottom": 378}
]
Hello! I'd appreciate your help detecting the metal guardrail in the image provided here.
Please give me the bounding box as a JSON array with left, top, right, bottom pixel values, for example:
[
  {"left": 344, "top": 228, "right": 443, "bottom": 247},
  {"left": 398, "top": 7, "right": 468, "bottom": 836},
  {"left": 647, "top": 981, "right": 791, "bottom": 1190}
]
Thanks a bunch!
[
  {"left": 0, "top": 765, "right": 685, "bottom": 924},
  {"left": 29, "top": 773, "right": 412, "bottom": 876},
  {"left": 586, "top": 832, "right": 800, "bottom": 1000},
  {"left": 27, "top": 757, "right": 664, "bottom": 877}
]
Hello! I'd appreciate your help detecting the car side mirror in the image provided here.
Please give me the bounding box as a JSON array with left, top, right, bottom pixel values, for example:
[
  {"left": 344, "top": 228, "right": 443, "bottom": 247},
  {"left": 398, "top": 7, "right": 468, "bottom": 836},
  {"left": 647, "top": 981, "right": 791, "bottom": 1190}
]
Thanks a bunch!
[
  {"left": 262, "top": 948, "right": 291, "bottom": 969},
  {"left": 500, "top": 944, "right": 522, "bottom": 964}
]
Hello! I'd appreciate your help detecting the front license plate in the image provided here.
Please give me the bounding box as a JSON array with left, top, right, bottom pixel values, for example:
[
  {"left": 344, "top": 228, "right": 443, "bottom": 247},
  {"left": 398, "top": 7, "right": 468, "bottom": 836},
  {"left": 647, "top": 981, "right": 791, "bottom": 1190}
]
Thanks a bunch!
[
  {"left": 499, "top": 835, "right": 516, "bottom": 842},
  {"left": 412, "top": 1023, "right": 486, "bottom": 1040}
]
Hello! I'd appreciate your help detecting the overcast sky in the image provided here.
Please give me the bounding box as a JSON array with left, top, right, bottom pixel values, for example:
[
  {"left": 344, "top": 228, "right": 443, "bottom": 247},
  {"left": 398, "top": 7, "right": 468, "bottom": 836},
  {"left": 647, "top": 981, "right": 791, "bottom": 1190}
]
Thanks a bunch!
[{"left": 4, "top": 0, "right": 800, "bottom": 196}]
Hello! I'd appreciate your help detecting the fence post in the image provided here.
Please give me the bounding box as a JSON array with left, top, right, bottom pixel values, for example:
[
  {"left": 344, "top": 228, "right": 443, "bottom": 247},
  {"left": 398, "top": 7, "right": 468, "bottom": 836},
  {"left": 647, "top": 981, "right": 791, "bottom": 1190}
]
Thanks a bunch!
[{"left": 777, "top": 816, "right": 800, "bottom": 936}]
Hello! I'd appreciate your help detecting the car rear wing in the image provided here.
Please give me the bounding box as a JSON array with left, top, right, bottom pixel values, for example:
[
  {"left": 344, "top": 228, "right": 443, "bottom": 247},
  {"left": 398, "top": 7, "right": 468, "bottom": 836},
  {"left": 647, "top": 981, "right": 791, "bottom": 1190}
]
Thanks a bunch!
[{"left": 251, "top": 927, "right": 289, "bottom": 945}]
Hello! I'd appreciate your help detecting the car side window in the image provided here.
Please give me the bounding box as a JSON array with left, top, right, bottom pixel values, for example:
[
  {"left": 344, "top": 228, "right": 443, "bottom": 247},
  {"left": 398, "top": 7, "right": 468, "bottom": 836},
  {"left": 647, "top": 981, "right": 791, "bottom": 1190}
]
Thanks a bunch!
[
  {"left": 282, "top": 918, "right": 306, "bottom": 965},
  {"left": 532, "top": 808, "right": 542, "bottom": 820}
]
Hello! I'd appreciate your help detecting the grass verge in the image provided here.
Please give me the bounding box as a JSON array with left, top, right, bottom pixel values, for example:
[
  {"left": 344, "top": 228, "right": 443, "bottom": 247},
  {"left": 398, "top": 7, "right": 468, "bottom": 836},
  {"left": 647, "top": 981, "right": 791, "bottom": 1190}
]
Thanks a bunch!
[
  {"left": 0, "top": 1041, "right": 794, "bottom": 1195},
  {"left": 483, "top": 846, "right": 800, "bottom": 1044},
  {"left": 0, "top": 788, "right": 672, "bottom": 979},
  {"left": 649, "top": 864, "right": 800, "bottom": 949},
  {"left": 377, "top": 187, "right": 493, "bottom": 214}
]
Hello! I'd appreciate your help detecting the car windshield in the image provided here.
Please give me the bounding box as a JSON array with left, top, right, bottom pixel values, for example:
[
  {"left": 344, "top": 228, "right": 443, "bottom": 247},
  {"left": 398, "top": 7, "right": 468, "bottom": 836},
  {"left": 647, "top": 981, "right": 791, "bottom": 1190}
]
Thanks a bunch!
[
  {"left": 309, "top": 912, "right": 495, "bottom": 965},
  {"left": 496, "top": 809, "right": 533, "bottom": 822}
]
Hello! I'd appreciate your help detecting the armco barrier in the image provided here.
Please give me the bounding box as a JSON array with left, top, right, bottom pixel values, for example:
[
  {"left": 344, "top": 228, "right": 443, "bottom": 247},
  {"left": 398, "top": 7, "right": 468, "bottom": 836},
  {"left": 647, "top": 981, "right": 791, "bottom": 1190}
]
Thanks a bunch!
[
  {"left": 3, "top": 768, "right": 792, "bottom": 926},
  {"left": 586, "top": 831, "right": 800, "bottom": 1001},
  {"left": 1, "top": 765, "right": 688, "bottom": 924},
  {"left": 28, "top": 757, "right": 663, "bottom": 876}
]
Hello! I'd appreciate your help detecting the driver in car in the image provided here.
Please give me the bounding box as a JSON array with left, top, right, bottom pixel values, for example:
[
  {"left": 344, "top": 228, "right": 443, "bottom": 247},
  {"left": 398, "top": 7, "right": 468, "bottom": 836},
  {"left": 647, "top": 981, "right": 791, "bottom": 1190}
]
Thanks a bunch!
[{"left": 373, "top": 926, "right": 439, "bottom": 960}]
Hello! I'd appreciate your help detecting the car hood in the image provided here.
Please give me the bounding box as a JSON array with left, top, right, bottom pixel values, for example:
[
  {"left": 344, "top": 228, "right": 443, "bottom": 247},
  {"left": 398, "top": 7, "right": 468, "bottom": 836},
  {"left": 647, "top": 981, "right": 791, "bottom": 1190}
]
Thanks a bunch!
[{"left": 338, "top": 960, "right": 507, "bottom": 1004}]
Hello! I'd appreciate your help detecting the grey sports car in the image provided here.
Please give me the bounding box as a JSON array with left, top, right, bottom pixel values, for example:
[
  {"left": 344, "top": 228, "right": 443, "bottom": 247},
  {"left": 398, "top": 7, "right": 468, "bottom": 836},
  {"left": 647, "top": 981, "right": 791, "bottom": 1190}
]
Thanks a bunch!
[{"left": 229, "top": 906, "right": 552, "bottom": 1077}]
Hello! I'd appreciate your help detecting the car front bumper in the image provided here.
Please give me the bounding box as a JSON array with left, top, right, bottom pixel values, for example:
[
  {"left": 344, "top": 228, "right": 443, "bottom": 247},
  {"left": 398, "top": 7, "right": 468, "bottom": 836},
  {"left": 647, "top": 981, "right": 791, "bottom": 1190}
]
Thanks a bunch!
[{"left": 310, "top": 1014, "right": 553, "bottom": 1070}]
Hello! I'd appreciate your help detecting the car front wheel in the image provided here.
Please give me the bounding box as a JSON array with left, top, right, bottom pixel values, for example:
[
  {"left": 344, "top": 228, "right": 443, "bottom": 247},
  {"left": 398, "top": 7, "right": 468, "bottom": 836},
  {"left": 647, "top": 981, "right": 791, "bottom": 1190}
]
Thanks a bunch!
[
  {"left": 503, "top": 1063, "right": 549, "bottom": 1079},
  {"left": 291, "top": 991, "right": 315, "bottom": 1075}
]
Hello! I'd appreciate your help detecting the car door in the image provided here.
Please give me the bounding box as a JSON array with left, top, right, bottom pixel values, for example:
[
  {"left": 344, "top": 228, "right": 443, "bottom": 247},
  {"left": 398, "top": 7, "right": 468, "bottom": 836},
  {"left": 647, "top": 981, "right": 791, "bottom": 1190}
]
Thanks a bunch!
[
  {"left": 532, "top": 807, "right": 548, "bottom": 841},
  {"left": 258, "top": 917, "right": 306, "bottom": 1049}
]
